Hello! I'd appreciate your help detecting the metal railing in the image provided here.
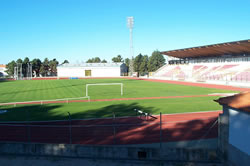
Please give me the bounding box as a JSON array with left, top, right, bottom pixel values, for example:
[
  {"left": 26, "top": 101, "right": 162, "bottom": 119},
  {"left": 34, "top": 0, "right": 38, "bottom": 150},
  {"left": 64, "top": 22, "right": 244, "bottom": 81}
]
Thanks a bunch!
[{"left": 0, "top": 96, "right": 90, "bottom": 107}]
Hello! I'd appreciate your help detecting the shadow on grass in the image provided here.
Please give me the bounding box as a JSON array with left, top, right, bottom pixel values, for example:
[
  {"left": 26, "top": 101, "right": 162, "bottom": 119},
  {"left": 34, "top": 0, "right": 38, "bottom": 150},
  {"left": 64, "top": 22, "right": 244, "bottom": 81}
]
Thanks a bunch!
[
  {"left": 0, "top": 102, "right": 158, "bottom": 121},
  {"left": 0, "top": 79, "right": 13, "bottom": 83},
  {"left": 0, "top": 104, "right": 63, "bottom": 121},
  {"left": 70, "top": 102, "right": 157, "bottom": 119}
]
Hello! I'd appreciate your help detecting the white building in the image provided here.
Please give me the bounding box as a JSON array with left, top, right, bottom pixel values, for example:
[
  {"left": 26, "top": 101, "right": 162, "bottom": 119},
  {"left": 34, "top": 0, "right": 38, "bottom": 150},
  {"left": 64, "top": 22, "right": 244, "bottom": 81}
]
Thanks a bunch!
[
  {"left": 216, "top": 92, "right": 250, "bottom": 166},
  {"left": 0, "top": 64, "right": 7, "bottom": 77},
  {"left": 57, "top": 63, "right": 128, "bottom": 78}
]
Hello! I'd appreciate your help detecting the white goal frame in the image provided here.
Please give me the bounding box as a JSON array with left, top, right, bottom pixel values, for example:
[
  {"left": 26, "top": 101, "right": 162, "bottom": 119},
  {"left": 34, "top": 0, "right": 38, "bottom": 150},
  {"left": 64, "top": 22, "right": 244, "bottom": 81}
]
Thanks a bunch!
[{"left": 85, "top": 83, "right": 123, "bottom": 97}]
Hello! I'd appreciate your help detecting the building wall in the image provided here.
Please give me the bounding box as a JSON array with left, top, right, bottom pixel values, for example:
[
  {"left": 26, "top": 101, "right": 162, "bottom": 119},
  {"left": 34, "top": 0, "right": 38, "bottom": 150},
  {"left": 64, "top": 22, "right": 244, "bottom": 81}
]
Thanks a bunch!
[
  {"left": 220, "top": 106, "right": 250, "bottom": 166},
  {"left": 57, "top": 66, "right": 121, "bottom": 77},
  {"left": 0, "top": 65, "right": 7, "bottom": 76},
  {"left": 228, "top": 108, "right": 250, "bottom": 155}
]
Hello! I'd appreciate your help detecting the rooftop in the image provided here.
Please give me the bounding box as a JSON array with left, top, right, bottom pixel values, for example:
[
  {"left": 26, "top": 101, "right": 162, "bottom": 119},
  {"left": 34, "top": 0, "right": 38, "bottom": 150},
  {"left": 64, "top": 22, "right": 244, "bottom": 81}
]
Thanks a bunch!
[
  {"left": 0, "top": 65, "right": 6, "bottom": 68},
  {"left": 161, "top": 39, "right": 250, "bottom": 59},
  {"left": 215, "top": 91, "right": 250, "bottom": 112},
  {"left": 58, "top": 62, "right": 123, "bottom": 68}
]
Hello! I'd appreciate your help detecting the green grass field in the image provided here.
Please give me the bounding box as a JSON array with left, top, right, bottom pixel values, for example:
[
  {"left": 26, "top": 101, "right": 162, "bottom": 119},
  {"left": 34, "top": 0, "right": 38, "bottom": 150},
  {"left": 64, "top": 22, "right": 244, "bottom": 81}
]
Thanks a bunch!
[{"left": 0, "top": 78, "right": 238, "bottom": 121}]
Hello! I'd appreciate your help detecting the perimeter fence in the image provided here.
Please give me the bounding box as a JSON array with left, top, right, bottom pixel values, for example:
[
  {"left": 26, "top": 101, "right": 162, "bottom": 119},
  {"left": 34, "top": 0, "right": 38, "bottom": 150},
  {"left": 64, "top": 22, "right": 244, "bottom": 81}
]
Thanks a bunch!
[
  {"left": 0, "top": 96, "right": 90, "bottom": 107},
  {"left": 0, "top": 112, "right": 218, "bottom": 146}
]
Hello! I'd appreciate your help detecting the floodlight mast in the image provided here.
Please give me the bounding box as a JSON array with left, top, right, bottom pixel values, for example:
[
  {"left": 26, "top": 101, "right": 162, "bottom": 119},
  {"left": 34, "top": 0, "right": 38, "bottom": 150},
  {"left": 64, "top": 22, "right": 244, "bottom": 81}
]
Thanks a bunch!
[{"left": 127, "top": 16, "right": 134, "bottom": 76}]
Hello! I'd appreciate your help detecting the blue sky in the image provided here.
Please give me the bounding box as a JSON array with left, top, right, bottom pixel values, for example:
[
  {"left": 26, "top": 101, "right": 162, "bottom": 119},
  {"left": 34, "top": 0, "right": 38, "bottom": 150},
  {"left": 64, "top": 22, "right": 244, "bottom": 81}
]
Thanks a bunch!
[{"left": 0, "top": 0, "right": 249, "bottom": 64}]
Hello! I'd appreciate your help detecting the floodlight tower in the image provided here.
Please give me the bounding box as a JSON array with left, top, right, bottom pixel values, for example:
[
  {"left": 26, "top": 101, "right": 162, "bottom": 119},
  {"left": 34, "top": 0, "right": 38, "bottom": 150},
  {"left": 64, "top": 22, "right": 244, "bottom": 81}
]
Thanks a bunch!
[
  {"left": 26, "top": 63, "right": 32, "bottom": 80},
  {"left": 15, "top": 63, "right": 22, "bottom": 80},
  {"left": 127, "top": 16, "right": 134, "bottom": 76}
]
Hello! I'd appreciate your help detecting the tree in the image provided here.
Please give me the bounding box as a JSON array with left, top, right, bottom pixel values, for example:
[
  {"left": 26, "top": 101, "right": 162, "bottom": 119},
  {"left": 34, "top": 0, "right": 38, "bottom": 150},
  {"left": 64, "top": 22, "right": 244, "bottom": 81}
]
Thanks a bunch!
[
  {"left": 112, "top": 55, "right": 123, "bottom": 63},
  {"left": 101, "top": 59, "right": 107, "bottom": 63},
  {"left": 94, "top": 57, "right": 101, "bottom": 63},
  {"left": 133, "top": 54, "right": 143, "bottom": 76},
  {"left": 5, "top": 60, "right": 16, "bottom": 77},
  {"left": 86, "top": 57, "right": 101, "bottom": 63},
  {"left": 42, "top": 58, "right": 50, "bottom": 76},
  {"left": 125, "top": 58, "right": 130, "bottom": 68},
  {"left": 31, "top": 58, "right": 42, "bottom": 77},
  {"left": 62, "top": 60, "right": 69, "bottom": 64},
  {"left": 86, "top": 58, "right": 94, "bottom": 63},
  {"left": 139, "top": 55, "right": 149, "bottom": 75},
  {"left": 16, "top": 58, "right": 23, "bottom": 64},
  {"left": 148, "top": 51, "right": 166, "bottom": 72},
  {"left": 39, "top": 65, "right": 46, "bottom": 77},
  {"left": 22, "top": 57, "right": 30, "bottom": 77},
  {"left": 49, "top": 59, "right": 58, "bottom": 76}
]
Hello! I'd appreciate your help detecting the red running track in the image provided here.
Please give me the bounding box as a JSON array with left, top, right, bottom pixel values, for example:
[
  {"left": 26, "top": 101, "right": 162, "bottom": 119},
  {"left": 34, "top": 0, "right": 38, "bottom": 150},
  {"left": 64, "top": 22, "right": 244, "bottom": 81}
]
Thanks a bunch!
[{"left": 0, "top": 111, "right": 221, "bottom": 145}]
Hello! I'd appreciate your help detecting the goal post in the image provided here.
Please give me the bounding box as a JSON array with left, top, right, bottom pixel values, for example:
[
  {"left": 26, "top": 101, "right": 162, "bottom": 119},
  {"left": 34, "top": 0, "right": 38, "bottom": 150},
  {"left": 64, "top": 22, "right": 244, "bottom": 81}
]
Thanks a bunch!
[{"left": 85, "top": 83, "right": 123, "bottom": 97}]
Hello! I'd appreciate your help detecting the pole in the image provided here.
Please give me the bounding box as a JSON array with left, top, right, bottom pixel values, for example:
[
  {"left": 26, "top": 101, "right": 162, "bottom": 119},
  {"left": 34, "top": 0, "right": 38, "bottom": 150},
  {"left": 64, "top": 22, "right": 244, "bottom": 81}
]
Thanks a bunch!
[
  {"left": 68, "top": 112, "right": 72, "bottom": 144},
  {"left": 160, "top": 112, "right": 162, "bottom": 149},
  {"left": 86, "top": 85, "right": 88, "bottom": 97},
  {"left": 20, "top": 63, "right": 22, "bottom": 80},
  {"left": 26, "top": 110, "right": 31, "bottom": 143},
  {"left": 14, "top": 67, "right": 16, "bottom": 80},
  {"left": 27, "top": 63, "right": 28, "bottom": 80},
  {"left": 31, "top": 64, "right": 32, "bottom": 80},
  {"left": 121, "top": 84, "right": 123, "bottom": 95},
  {"left": 16, "top": 64, "right": 19, "bottom": 80},
  {"left": 127, "top": 16, "right": 134, "bottom": 76},
  {"left": 113, "top": 112, "right": 116, "bottom": 145}
]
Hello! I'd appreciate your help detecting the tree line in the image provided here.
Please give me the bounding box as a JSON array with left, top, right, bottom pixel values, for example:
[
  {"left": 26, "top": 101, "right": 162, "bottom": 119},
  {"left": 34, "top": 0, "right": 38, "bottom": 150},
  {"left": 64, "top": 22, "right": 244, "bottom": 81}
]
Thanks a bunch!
[
  {"left": 5, "top": 51, "right": 165, "bottom": 77},
  {"left": 6, "top": 58, "right": 69, "bottom": 77},
  {"left": 108, "top": 51, "right": 166, "bottom": 76}
]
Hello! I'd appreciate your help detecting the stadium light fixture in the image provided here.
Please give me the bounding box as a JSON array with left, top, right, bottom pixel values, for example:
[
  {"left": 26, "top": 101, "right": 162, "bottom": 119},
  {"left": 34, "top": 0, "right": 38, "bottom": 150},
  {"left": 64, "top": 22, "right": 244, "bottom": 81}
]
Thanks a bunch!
[{"left": 127, "top": 16, "right": 134, "bottom": 76}]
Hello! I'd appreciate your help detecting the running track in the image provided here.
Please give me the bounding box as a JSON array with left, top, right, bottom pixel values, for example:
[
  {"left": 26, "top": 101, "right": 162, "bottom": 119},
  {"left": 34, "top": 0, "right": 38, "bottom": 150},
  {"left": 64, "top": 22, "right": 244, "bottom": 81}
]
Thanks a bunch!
[{"left": 0, "top": 111, "right": 221, "bottom": 145}]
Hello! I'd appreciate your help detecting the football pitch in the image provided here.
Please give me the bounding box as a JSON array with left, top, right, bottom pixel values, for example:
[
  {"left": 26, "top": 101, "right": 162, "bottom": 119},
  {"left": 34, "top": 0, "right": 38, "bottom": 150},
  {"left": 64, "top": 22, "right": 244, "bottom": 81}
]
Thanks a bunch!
[{"left": 0, "top": 78, "right": 238, "bottom": 121}]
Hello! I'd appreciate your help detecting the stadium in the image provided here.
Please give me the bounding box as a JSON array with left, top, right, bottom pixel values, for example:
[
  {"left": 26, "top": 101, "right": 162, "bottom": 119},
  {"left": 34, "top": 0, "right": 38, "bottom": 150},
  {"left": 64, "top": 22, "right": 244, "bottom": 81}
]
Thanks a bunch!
[{"left": 0, "top": 39, "right": 250, "bottom": 165}]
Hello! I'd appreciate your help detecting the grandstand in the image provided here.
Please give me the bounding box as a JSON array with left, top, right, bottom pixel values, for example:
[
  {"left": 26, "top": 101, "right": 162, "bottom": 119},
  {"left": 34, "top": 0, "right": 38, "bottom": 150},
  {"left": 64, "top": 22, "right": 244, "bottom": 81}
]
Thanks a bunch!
[
  {"left": 154, "top": 39, "right": 250, "bottom": 86},
  {"left": 0, "top": 64, "right": 7, "bottom": 77}
]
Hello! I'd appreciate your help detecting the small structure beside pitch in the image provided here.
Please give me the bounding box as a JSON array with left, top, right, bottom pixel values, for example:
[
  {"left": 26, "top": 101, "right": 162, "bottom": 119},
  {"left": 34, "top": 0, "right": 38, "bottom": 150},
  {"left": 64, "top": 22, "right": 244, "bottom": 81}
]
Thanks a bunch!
[
  {"left": 57, "top": 63, "right": 128, "bottom": 78},
  {"left": 215, "top": 92, "right": 250, "bottom": 166}
]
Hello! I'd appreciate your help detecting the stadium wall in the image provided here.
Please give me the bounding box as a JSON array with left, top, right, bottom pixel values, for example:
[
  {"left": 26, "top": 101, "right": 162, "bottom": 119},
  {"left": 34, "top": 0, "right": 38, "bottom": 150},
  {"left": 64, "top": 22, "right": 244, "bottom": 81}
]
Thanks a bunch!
[
  {"left": 0, "top": 142, "right": 221, "bottom": 163},
  {"left": 57, "top": 66, "right": 121, "bottom": 77},
  {"left": 57, "top": 63, "right": 128, "bottom": 78}
]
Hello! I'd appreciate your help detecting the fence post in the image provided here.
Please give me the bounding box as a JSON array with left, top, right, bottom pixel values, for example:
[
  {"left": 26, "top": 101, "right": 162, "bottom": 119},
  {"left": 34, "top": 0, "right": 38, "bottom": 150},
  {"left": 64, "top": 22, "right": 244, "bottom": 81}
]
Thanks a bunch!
[
  {"left": 68, "top": 112, "right": 72, "bottom": 144},
  {"left": 113, "top": 112, "right": 116, "bottom": 145},
  {"left": 160, "top": 112, "right": 162, "bottom": 149},
  {"left": 26, "top": 110, "right": 31, "bottom": 143}
]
